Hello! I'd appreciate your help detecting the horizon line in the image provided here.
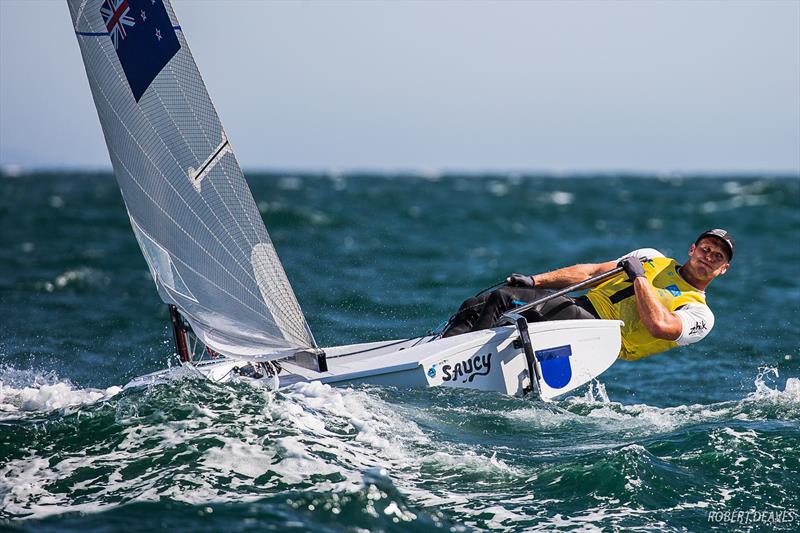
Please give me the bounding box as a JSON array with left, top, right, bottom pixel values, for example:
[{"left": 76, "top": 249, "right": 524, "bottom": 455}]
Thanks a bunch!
[{"left": 2, "top": 163, "right": 799, "bottom": 179}]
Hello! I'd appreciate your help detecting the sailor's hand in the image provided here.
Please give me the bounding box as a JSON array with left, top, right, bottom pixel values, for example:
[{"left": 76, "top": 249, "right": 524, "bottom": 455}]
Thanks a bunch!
[
  {"left": 507, "top": 273, "right": 535, "bottom": 288},
  {"left": 618, "top": 257, "right": 646, "bottom": 282}
]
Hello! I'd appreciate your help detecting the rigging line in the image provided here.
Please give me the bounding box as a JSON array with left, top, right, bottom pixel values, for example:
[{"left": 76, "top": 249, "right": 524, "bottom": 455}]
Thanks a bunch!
[
  {"left": 190, "top": 334, "right": 199, "bottom": 359},
  {"left": 474, "top": 279, "right": 507, "bottom": 297},
  {"left": 210, "top": 366, "right": 236, "bottom": 383},
  {"left": 324, "top": 337, "right": 425, "bottom": 359},
  {"left": 87, "top": 59, "right": 264, "bottom": 293},
  {"left": 409, "top": 334, "right": 432, "bottom": 348}
]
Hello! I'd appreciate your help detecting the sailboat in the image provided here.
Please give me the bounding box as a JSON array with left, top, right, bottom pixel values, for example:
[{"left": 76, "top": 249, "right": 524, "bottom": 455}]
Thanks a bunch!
[{"left": 67, "top": 0, "right": 622, "bottom": 400}]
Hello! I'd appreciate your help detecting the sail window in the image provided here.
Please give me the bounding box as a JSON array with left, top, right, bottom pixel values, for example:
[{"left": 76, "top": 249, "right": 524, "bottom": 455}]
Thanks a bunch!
[{"left": 129, "top": 216, "right": 197, "bottom": 302}]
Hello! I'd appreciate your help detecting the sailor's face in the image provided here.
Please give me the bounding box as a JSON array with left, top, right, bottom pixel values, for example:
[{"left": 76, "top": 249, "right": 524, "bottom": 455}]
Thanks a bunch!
[{"left": 686, "top": 238, "right": 730, "bottom": 280}]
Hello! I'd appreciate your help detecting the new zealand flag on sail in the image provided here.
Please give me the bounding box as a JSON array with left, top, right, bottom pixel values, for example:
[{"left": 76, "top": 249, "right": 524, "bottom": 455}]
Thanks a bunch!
[{"left": 100, "top": 0, "right": 180, "bottom": 101}]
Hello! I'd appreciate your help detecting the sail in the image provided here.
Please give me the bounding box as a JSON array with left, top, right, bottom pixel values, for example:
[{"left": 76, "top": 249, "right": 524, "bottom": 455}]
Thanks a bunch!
[{"left": 67, "top": 0, "right": 316, "bottom": 359}]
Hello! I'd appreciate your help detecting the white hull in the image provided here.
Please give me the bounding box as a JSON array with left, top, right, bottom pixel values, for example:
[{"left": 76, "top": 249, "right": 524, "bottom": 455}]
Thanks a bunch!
[{"left": 127, "top": 319, "right": 623, "bottom": 401}]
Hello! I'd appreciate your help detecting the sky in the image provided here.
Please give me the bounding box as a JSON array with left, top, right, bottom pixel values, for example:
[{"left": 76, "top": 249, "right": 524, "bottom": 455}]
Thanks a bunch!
[{"left": 1, "top": 0, "right": 798, "bottom": 174}]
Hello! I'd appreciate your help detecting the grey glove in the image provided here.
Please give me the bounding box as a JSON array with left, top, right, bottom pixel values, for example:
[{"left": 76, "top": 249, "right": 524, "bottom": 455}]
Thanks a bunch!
[
  {"left": 507, "top": 273, "right": 536, "bottom": 288},
  {"left": 618, "top": 257, "right": 646, "bottom": 282}
]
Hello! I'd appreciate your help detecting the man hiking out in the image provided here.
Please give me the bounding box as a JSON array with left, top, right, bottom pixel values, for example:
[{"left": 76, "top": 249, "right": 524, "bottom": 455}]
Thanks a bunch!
[{"left": 442, "top": 229, "right": 734, "bottom": 361}]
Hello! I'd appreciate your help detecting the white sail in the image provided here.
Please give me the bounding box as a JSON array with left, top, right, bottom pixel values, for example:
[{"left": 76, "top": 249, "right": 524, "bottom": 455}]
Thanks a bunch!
[{"left": 67, "top": 0, "right": 316, "bottom": 359}]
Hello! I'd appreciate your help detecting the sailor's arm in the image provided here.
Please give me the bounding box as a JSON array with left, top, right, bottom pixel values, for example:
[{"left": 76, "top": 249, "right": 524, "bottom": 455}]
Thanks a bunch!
[
  {"left": 617, "top": 257, "right": 682, "bottom": 340},
  {"left": 527, "top": 261, "right": 618, "bottom": 289},
  {"left": 632, "top": 277, "right": 683, "bottom": 340}
]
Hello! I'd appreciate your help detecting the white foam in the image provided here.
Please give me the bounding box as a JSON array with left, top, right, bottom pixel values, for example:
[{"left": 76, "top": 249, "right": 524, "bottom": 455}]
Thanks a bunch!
[
  {"left": 0, "top": 367, "right": 120, "bottom": 417},
  {"left": 749, "top": 367, "right": 800, "bottom": 402},
  {"left": 201, "top": 439, "right": 274, "bottom": 479},
  {"left": 550, "top": 190, "right": 575, "bottom": 205},
  {"left": 0, "top": 370, "right": 482, "bottom": 521},
  {"left": 785, "top": 377, "right": 800, "bottom": 397},
  {"left": 422, "top": 450, "right": 518, "bottom": 475},
  {"left": 278, "top": 176, "right": 303, "bottom": 190},
  {"left": 6, "top": 365, "right": 796, "bottom": 524},
  {"left": 545, "top": 369, "right": 800, "bottom": 437},
  {"left": 36, "top": 267, "right": 109, "bottom": 293},
  {"left": 487, "top": 181, "right": 509, "bottom": 197},
  {"left": 1, "top": 164, "right": 24, "bottom": 177},
  {"left": 503, "top": 405, "right": 579, "bottom": 429}
]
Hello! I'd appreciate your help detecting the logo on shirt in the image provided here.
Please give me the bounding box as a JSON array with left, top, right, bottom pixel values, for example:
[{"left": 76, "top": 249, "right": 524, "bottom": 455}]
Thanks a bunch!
[
  {"left": 689, "top": 320, "right": 707, "bottom": 336},
  {"left": 657, "top": 284, "right": 682, "bottom": 299},
  {"left": 665, "top": 284, "right": 682, "bottom": 297}
]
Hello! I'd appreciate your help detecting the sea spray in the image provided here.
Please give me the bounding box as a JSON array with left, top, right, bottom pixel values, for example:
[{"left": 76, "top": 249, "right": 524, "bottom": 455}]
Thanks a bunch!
[{"left": 0, "top": 366, "right": 120, "bottom": 416}]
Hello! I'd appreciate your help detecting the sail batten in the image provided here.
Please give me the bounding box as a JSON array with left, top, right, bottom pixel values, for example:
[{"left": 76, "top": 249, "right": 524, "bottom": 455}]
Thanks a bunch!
[{"left": 68, "top": 0, "right": 316, "bottom": 359}]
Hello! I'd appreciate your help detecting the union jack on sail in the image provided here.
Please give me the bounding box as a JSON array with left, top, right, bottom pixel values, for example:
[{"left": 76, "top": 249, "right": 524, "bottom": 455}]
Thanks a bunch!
[{"left": 100, "top": 0, "right": 136, "bottom": 50}]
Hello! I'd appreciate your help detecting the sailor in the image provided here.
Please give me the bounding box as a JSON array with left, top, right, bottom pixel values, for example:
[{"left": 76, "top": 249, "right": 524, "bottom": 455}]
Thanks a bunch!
[{"left": 442, "top": 229, "right": 734, "bottom": 361}]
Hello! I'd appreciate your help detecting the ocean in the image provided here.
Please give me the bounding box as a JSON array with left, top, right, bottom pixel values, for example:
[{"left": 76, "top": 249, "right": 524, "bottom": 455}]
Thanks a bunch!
[{"left": 1, "top": 171, "right": 798, "bottom": 531}]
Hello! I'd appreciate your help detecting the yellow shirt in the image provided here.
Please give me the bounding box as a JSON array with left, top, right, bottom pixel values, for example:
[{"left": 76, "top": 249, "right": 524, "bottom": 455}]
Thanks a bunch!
[{"left": 587, "top": 254, "right": 711, "bottom": 361}]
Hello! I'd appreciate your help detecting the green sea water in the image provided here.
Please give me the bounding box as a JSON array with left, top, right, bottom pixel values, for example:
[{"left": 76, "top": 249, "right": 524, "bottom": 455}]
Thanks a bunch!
[{"left": 1, "top": 172, "right": 799, "bottom": 531}]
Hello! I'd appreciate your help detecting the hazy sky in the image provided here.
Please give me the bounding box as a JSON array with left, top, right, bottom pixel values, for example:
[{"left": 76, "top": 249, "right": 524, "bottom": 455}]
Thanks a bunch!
[{"left": 1, "top": 0, "right": 798, "bottom": 173}]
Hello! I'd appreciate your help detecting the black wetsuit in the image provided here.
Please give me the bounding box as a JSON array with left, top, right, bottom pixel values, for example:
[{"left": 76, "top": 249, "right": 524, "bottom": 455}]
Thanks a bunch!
[{"left": 442, "top": 285, "right": 599, "bottom": 338}]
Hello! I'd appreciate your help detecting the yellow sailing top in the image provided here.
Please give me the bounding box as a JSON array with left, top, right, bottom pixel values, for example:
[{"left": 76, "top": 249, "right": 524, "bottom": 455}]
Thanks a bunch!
[{"left": 587, "top": 251, "right": 714, "bottom": 361}]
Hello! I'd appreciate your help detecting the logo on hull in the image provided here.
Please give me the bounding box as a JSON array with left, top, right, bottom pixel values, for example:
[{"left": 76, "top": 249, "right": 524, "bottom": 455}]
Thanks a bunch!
[{"left": 441, "top": 353, "right": 492, "bottom": 384}]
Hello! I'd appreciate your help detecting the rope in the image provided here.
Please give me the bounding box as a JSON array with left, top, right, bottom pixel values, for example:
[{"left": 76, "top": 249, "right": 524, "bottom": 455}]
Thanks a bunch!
[{"left": 325, "top": 337, "right": 420, "bottom": 359}]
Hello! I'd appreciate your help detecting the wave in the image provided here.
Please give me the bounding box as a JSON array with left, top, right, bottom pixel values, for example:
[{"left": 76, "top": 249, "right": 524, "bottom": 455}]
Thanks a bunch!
[
  {"left": 1, "top": 367, "right": 797, "bottom": 530},
  {"left": 35, "top": 267, "right": 110, "bottom": 293},
  {"left": 0, "top": 366, "right": 120, "bottom": 418}
]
